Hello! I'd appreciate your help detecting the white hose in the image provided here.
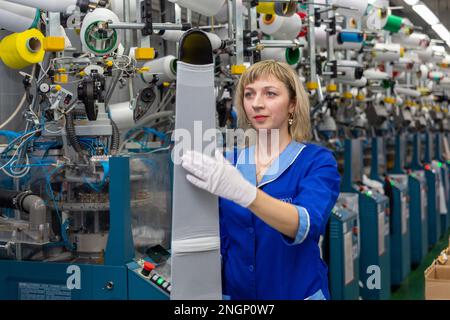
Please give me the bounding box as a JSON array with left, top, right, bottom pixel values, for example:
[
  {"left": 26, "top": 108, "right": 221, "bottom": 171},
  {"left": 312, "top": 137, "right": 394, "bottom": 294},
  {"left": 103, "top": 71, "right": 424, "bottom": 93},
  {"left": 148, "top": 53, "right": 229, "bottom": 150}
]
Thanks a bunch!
[
  {"left": 3, "top": 0, "right": 77, "bottom": 12},
  {"left": 0, "top": 64, "right": 36, "bottom": 129},
  {"left": 0, "top": 0, "right": 39, "bottom": 32}
]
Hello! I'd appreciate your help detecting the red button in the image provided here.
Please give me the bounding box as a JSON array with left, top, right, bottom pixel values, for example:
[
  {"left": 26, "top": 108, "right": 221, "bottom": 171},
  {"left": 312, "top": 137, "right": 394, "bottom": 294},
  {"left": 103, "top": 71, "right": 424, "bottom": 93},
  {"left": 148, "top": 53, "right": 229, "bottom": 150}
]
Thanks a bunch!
[{"left": 144, "top": 261, "right": 155, "bottom": 271}]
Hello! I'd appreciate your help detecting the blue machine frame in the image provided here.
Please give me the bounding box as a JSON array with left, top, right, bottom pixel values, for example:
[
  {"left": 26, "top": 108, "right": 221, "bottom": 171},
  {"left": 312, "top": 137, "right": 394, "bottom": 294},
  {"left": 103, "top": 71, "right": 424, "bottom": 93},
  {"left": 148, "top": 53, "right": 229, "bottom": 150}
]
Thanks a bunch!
[
  {"left": 326, "top": 193, "right": 360, "bottom": 300},
  {"left": 341, "top": 139, "right": 391, "bottom": 300},
  {"left": 423, "top": 132, "right": 441, "bottom": 246},
  {"left": 386, "top": 135, "right": 411, "bottom": 286},
  {"left": 409, "top": 133, "right": 429, "bottom": 264},
  {"left": 0, "top": 156, "right": 170, "bottom": 300}
]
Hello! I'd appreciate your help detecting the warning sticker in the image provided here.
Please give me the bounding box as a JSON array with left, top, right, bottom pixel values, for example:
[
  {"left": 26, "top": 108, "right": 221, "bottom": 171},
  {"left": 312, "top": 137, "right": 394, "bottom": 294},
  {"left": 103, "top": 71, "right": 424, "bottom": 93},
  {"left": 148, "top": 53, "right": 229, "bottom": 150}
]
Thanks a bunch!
[{"left": 18, "top": 282, "right": 72, "bottom": 300}]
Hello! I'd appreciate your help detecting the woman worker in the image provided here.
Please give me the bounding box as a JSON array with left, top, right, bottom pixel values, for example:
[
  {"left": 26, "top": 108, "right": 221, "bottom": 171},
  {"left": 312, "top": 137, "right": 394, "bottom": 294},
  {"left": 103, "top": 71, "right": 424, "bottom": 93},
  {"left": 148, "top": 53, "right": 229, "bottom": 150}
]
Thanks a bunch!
[{"left": 181, "top": 60, "right": 340, "bottom": 300}]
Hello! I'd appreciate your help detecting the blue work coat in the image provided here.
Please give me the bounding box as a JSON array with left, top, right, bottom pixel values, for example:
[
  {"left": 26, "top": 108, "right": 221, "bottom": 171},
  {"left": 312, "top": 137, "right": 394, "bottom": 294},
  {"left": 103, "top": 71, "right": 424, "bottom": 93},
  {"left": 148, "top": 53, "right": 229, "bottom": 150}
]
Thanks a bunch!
[{"left": 219, "top": 140, "right": 340, "bottom": 300}]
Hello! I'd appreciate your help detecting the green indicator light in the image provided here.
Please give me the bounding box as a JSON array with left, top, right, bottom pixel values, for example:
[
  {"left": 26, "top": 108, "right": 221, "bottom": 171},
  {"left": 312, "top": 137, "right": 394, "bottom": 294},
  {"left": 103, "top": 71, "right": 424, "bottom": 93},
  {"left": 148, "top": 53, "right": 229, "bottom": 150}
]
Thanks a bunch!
[
  {"left": 438, "top": 162, "right": 443, "bottom": 168},
  {"left": 157, "top": 278, "right": 164, "bottom": 285},
  {"left": 390, "top": 181, "right": 395, "bottom": 186}
]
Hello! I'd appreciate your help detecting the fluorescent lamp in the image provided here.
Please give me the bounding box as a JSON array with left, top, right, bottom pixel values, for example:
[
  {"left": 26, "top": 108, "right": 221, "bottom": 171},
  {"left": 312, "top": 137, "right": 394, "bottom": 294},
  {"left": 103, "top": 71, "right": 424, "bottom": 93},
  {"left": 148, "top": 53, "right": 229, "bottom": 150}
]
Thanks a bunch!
[
  {"left": 413, "top": 4, "right": 439, "bottom": 25},
  {"left": 404, "top": 0, "right": 420, "bottom": 5},
  {"left": 432, "top": 23, "right": 450, "bottom": 42}
]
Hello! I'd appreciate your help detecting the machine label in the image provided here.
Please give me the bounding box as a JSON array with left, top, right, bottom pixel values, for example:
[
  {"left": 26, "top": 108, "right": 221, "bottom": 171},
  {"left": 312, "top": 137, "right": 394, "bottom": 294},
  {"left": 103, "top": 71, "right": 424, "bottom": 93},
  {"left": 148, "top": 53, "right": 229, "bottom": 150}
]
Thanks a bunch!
[
  {"left": 344, "top": 231, "right": 354, "bottom": 285},
  {"left": 401, "top": 194, "right": 408, "bottom": 235},
  {"left": 378, "top": 210, "right": 385, "bottom": 256},
  {"left": 421, "top": 187, "right": 427, "bottom": 222},
  {"left": 18, "top": 282, "right": 71, "bottom": 300}
]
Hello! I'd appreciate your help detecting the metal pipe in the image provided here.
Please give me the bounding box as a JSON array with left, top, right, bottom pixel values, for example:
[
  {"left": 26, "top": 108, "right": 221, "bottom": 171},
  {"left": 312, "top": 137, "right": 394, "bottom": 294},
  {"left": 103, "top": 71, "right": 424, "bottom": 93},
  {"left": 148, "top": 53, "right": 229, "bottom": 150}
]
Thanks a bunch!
[
  {"left": 109, "top": 22, "right": 190, "bottom": 31},
  {"left": 198, "top": 24, "right": 229, "bottom": 30},
  {"left": 308, "top": 0, "right": 317, "bottom": 86},
  {"left": 22, "top": 194, "right": 46, "bottom": 226}
]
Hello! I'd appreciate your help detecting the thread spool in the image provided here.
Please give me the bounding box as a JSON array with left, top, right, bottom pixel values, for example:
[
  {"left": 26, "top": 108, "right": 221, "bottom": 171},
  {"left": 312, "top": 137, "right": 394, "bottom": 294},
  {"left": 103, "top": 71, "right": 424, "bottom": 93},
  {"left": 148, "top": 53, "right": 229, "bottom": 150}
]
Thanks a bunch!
[
  {"left": 169, "top": 0, "right": 226, "bottom": 16},
  {"left": 383, "top": 15, "right": 403, "bottom": 33},
  {"left": 417, "top": 46, "right": 445, "bottom": 63},
  {"left": 399, "top": 18, "right": 414, "bottom": 36},
  {"left": 332, "top": 0, "right": 369, "bottom": 19},
  {"left": 0, "top": 28, "right": 44, "bottom": 69},
  {"left": 372, "top": 43, "right": 403, "bottom": 62},
  {"left": 392, "top": 33, "right": 430, "bottom": 49},
  {"left": 440, "top": 55, "right": 450, "bottom": 68},
  {"left": 393, "top": 86, "right": 421, "bottom": 97},
  {"left": 394, "top": 57, "right": 414, "bottom": 71},
  {"left": 337, "top": 77, "right": 367, "bottom": 87},
  {"left": 364, "top": 7, "right": 388, "bottom": 31},
  {"left": 314, "top": 24, "right": 342, "bottom": 47},
  {"left": 314, "top": 24, "right": 330, "bottom": 47},
  {"left": 257, "top": 1, "right": 297, "bottom": 17},
  {"left": 419, "top": 64, "right": 429, "bottom": 80},
  {"left": 363, "top": 68, "right": 389, "bottom": 80},
  {"left": 80, "top": 8, "right": 120, "bottom": 56},
  {"left": 142, "top": 55, "right": 177, "bottom": 84},
  {"left": 3, "top": 0, "right": 77, "bottom": 13},
  {"left": 159, "top": 30, "right": 184, "bottom": 42},
  {"left": 314, "top": 25, "right": 363, "bottom": 50},
  {"left": 0, "top": 1, "right": 39, "bottom": 33},
  {"left": 335, "top": 30, "right": 364, "bottom": 50},
  {"left": 260, "top": 47, "right": 300, "bottom": 66},
  {"left": 169, "top": 0, "right": 225, "bottom": 16},
  {"left": 428, "top": 71, "right": 444, "bottom": 81},
  {"left": 259, "top": 13, "right": 302, "bottom": 40},
  {"left": 337, "top": 60, "right": 364, "bottom": 80},
  {"left": 337, "top": 31, "right": 363, "bottom": 43}
]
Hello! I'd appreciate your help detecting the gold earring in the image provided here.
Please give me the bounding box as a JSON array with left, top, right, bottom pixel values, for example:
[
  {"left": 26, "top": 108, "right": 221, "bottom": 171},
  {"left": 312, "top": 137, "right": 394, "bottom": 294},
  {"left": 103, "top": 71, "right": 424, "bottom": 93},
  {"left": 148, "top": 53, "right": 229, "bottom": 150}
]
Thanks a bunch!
[{"left": 288, "top": 113, "right": 294, "bottom": 126}]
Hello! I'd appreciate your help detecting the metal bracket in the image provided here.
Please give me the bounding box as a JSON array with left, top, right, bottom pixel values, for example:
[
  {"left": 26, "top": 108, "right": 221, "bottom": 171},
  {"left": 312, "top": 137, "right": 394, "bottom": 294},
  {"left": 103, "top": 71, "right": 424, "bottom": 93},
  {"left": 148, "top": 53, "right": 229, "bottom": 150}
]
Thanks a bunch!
[{"left": 141, "top": 0, "right": 153, "bottom": 36}]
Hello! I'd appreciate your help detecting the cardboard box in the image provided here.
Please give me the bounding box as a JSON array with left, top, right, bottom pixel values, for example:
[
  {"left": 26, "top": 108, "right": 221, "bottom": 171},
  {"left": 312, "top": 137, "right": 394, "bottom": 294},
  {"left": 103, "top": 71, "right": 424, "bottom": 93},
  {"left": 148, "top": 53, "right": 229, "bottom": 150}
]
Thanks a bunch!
[{"left": 425, "top": 261, "right": 450, "bottom": 300}]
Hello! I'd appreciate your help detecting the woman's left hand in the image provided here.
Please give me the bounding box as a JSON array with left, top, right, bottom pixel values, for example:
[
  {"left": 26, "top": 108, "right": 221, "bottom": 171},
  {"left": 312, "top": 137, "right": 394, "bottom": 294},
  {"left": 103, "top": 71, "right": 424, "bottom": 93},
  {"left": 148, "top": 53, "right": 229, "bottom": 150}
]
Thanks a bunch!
[{"left": 181, "top": 150, "right": 257, "bottom": 208}]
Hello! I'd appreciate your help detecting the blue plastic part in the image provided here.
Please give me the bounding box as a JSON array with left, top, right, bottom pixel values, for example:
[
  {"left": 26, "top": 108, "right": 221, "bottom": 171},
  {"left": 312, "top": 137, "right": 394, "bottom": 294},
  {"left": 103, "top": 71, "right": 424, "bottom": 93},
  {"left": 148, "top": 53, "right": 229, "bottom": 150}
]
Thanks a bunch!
[
  {"left": 358, "top": 191, "right": 391, "bottom": 300},
  {"left": 370, "top": 137, "right": 385, "bottom": 183},
  {"left": 337, "top": 31, "right": 363, "bottom": 44},
  {"left": 105, "top": 156, "right": 135, "bottom": 266},
  {"left": 410, "top": 133, "right": 422, "bottom": 171},
  {"left": 327, "top": 208, "right": 360, "bottom": 300},
  {"left": 425, "top": 169, "right": 441, "bottom": 246},
  {"left": 408, "top": 172, "right": 428, "bottom": 265},
  {"left": 388, "top": 181, "right": 411, "bottom": 286},
  {"left": 0, "top": 260, "right": 128, "bottom": 300}
]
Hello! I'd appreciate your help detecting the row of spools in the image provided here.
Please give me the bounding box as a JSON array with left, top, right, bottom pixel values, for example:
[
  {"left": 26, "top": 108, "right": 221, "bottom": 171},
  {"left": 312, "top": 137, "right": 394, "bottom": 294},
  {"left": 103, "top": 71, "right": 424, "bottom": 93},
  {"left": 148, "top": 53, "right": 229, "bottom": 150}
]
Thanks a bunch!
[{"left": 1, "top": 0, "right": 450, "bottom": 95}]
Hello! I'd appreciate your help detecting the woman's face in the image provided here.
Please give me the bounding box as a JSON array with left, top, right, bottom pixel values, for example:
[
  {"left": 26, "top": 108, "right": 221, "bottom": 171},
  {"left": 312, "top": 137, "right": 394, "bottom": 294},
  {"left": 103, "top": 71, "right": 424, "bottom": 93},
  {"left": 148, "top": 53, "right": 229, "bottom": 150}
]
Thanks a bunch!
[{"left": 243, "top": 75, "right": 295, "bottom": 132}]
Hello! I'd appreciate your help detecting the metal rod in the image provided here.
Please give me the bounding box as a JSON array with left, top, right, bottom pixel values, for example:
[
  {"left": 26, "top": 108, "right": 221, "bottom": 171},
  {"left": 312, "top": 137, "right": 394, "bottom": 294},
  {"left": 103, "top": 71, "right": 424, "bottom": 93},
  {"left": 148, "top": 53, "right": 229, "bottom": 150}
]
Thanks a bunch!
[
  {"left": 109, "top": 22, "right": 188, "bottom": 31},
  {"left": 260, "top": 39, "right": 302, "bottom": 45},
  {"left": 308, "top": 0, "right": 317, "bottom": 85},
  {"left": 198, "top": 24, "right": 229, "bottom": 30}
]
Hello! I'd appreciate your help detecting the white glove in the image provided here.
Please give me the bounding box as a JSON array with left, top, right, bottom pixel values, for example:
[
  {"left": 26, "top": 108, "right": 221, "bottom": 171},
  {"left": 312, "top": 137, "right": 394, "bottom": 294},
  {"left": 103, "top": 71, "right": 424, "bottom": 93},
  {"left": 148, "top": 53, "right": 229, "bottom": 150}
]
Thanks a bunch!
[{"left": 181, "top": 149, "right": 257, "bottom": 208}]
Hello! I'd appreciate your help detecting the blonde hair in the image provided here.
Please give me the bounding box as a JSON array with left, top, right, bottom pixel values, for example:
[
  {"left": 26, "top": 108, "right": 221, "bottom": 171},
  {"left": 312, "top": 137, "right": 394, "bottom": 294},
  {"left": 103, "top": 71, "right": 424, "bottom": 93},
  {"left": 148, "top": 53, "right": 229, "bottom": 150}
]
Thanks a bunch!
[{"left": 235, "top": 60, "right": 312, "bottom": 142}]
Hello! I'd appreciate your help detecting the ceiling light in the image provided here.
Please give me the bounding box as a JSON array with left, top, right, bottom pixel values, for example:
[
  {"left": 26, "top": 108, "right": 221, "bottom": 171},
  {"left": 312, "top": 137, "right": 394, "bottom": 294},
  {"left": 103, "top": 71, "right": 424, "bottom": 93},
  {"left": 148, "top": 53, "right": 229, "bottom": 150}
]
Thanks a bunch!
[
  {"left": 432, "top": 24, "right": 450, "bottom": 43},
  {"left": 403, "top": 0, "right": 420, "bottom": 5},
  {"left": 413, "top": 4, "right": 439, "bottom": 25}
]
